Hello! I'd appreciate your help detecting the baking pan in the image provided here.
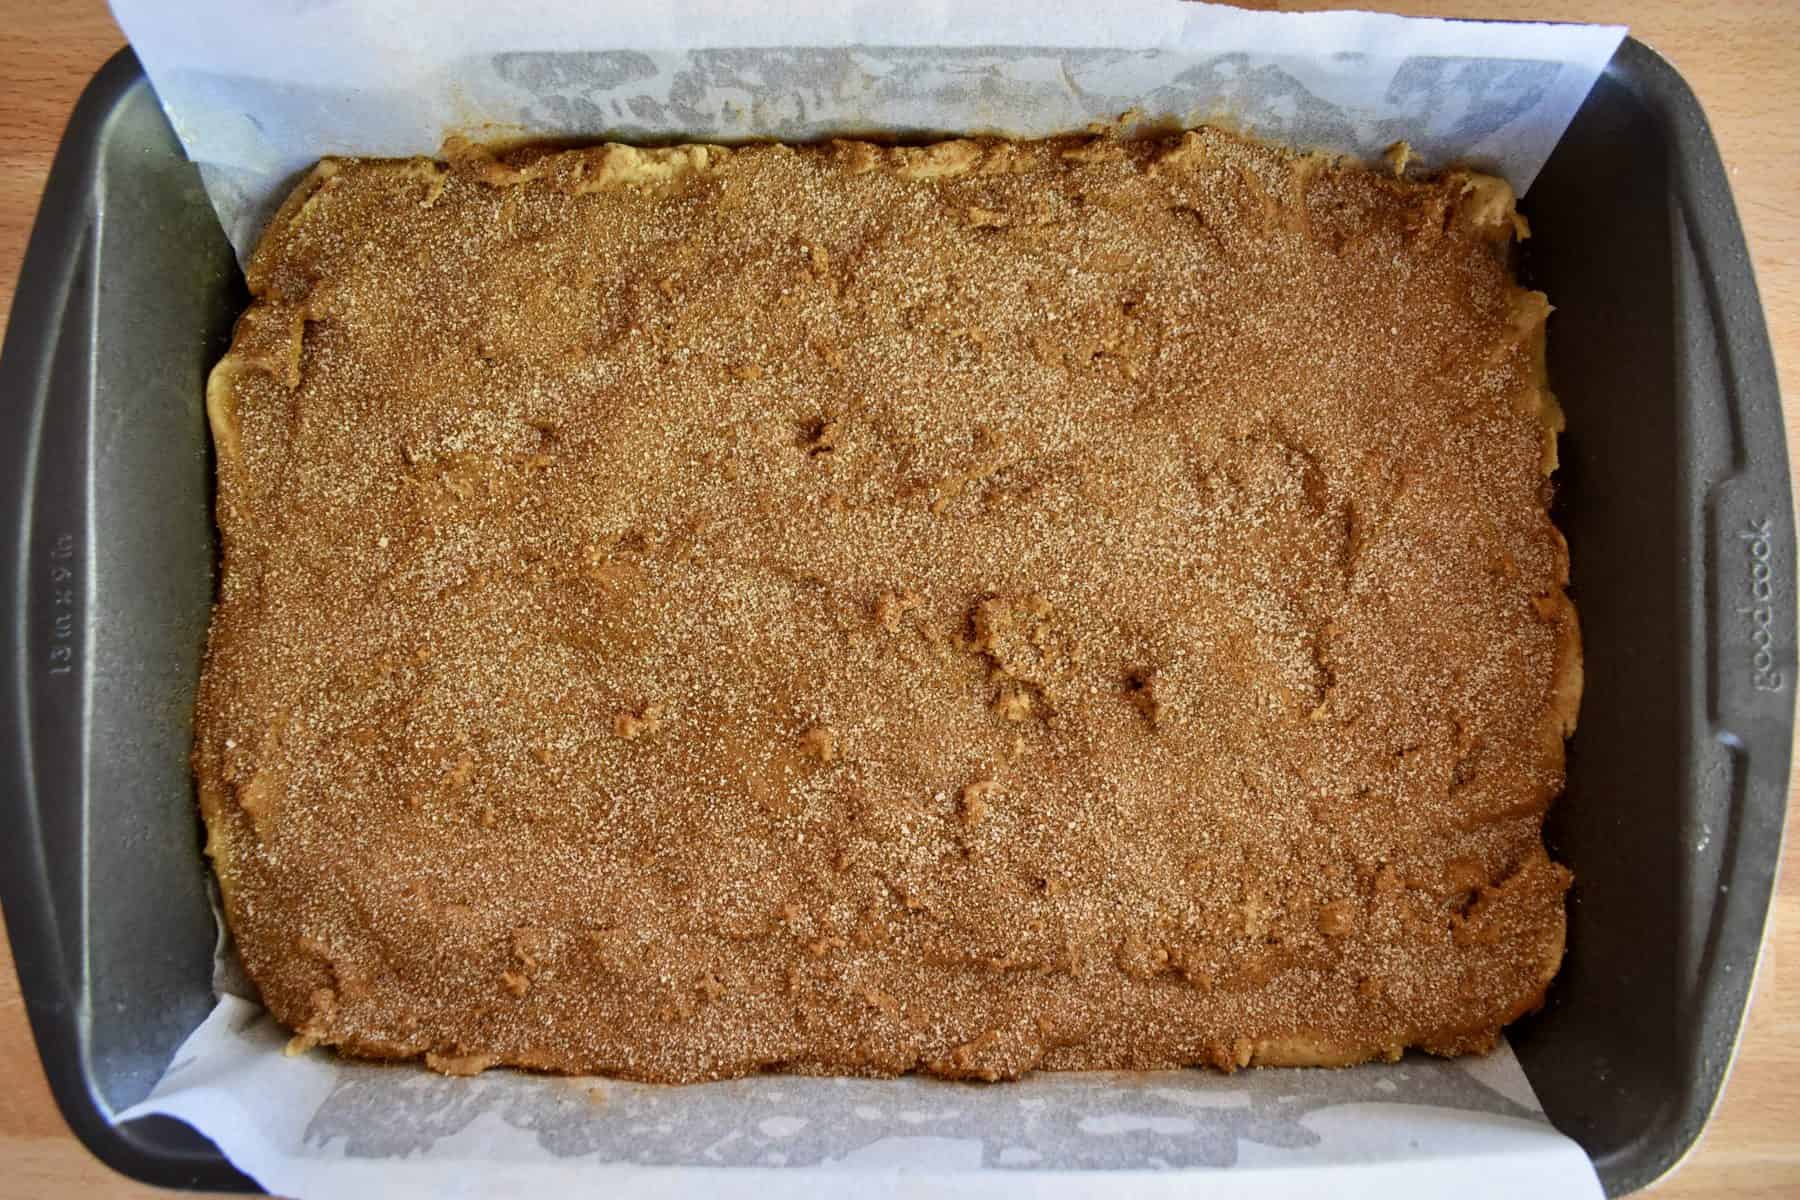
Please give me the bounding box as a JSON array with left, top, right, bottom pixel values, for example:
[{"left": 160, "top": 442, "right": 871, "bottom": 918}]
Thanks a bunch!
[{"left": 0, "top": 40, "right": 1790, "bottom": 1197}]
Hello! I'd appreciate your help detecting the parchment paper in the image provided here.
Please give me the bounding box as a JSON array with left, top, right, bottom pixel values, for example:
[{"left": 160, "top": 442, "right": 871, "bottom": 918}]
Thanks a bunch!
[
  {"left": 112, "top": 0, "right": 1623, "bottom": 262},
  {"left": 108, "top": 2, "right": 1620, "bottom": 1195}
]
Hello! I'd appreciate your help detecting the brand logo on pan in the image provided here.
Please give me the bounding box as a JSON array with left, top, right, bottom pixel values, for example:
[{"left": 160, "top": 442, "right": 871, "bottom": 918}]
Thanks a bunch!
[{"left": 1740, "top": 518, "right": 1784, "bottom": 693}]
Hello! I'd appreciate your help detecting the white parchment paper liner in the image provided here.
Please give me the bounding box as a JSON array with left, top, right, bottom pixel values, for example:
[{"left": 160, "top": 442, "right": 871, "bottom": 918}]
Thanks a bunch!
[{"left": 109, "top": 3, "right": 1621, "bottom": 1195}]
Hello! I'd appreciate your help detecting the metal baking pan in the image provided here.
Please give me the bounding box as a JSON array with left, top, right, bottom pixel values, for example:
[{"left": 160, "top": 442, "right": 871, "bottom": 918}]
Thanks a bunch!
[{"left": 0, "top": 40, "right": 1790, "bottom": 1196}]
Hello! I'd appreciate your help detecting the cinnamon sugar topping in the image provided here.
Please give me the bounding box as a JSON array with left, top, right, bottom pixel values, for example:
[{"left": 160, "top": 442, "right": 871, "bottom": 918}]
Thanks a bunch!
[{"left": 196, "top": 127, "right": 1578, "bottom": 1083}]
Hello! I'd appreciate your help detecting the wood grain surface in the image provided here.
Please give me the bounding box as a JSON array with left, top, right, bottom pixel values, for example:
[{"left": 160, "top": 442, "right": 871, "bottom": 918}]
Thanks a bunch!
[{"left": 1, "top": 2, "right": 1795, "bottom": 1196}]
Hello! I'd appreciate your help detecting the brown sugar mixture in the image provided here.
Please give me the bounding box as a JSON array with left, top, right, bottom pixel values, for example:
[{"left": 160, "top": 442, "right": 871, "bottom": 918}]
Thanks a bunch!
[{"left": 197, "top": 126, "right": 1581, "bottom": 1082}]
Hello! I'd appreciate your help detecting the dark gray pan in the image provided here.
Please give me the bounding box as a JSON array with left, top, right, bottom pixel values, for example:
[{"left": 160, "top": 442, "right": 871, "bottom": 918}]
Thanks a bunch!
[{"left": 0, "top": 41, "right": 1789, "bottom": 1196}]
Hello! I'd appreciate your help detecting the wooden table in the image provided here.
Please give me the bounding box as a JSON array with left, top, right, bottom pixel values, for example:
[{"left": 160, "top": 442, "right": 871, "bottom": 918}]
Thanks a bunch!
[{"left": 1, "top": 2, "right": 1795, "bottom": 1195}]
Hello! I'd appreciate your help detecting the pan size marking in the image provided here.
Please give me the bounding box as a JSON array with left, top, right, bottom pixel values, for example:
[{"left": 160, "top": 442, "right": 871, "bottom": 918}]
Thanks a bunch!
[{"left": 46, "top": 530, "right": 77, "bottom": 678}]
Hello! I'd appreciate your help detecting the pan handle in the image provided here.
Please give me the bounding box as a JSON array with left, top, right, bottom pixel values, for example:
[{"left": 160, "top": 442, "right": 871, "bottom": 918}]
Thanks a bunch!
[
  {"left": 1640, "top": 34, "right": 1794, "bottom": 1189},
  {"left": 0, "top": 47, "right": 250, "bottom": 1192},
  {"left": 0, "top": 40, "right": 105, "bottom": 1175}
]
